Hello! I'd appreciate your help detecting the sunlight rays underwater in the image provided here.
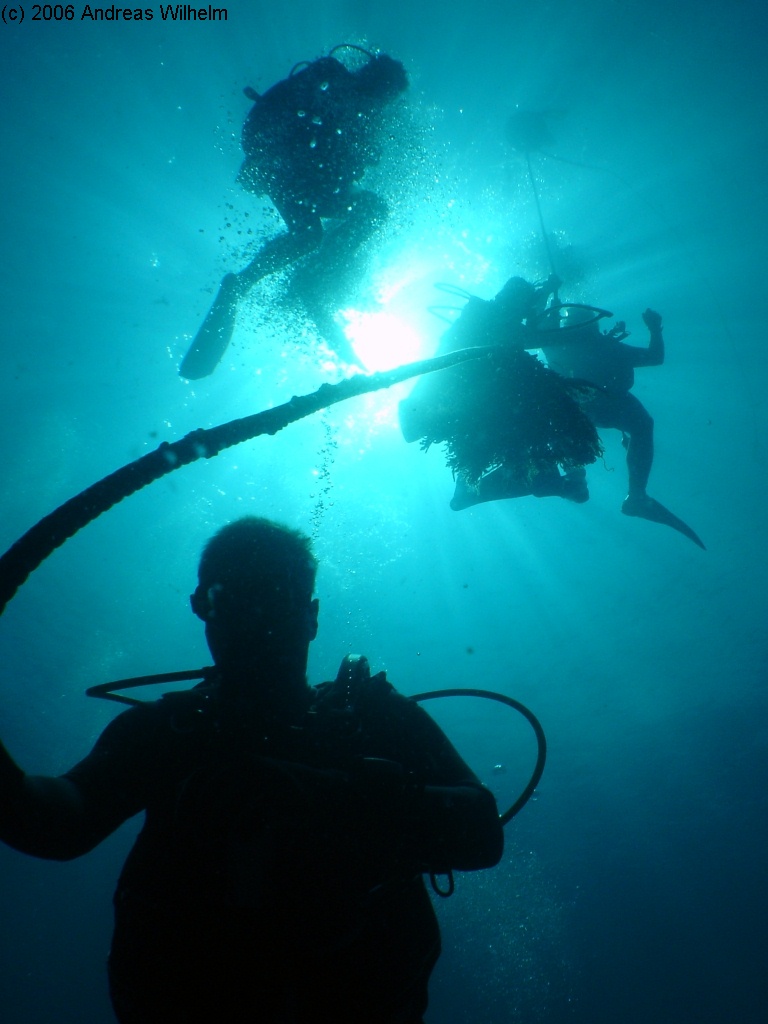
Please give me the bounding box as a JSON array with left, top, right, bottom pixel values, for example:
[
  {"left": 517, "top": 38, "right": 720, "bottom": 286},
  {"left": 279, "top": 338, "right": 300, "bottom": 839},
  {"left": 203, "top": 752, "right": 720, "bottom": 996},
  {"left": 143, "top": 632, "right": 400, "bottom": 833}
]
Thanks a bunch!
[{"left": 2, "top": 5, "right": 767, "bottom": 1023}]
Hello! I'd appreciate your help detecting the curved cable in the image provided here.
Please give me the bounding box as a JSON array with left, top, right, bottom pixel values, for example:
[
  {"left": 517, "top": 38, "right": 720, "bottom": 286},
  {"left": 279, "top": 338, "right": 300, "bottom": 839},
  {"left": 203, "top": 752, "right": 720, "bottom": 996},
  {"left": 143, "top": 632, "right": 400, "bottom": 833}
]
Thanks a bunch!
[
  {"left": 410, "top": 688, "right": 546, "bottom": 825},
  {"left": 85, "top": 669, "right": 213, "bottom": 707},
  {"left": 426, "top": 304, "right": 464, "bottom": 325},
  {"left": 0, "top": 347, "right": 491, "bottom": 619},
  {"left": 532, "top": 302, "right": 614, "bottom": 335},
  {"left": 329, "top": 43, "right": 376, "bottom": 62},
  {"left": 432, "top": 282, "right": 474, "bottom": 301}
]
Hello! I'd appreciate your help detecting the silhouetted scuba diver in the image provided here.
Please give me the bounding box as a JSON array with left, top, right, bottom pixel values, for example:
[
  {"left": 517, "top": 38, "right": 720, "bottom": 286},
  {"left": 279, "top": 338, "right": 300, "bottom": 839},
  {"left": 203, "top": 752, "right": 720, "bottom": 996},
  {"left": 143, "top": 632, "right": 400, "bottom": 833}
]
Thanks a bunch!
[
  {"left": 0, "top": 516, "right": 503, "bottom": 1023},
  {"left": 401, "top": 275, "right": 705, "bottom": 548},
  {"left": 180, "top": 46, "right": 408, "bottom": 380},
  {"left": 539, "top": 301, "right": 705, "bottom": 547},
  {"left": 399, "top": 276, "right": 604, "bottom": 508}
]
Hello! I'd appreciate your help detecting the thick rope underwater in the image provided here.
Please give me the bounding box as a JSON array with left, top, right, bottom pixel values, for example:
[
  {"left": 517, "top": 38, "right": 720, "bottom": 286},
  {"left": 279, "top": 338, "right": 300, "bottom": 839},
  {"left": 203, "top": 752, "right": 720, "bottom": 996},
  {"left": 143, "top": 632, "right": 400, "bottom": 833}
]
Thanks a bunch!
[{"left": 0, "top": 347, "right": 490, "bottom": 617}]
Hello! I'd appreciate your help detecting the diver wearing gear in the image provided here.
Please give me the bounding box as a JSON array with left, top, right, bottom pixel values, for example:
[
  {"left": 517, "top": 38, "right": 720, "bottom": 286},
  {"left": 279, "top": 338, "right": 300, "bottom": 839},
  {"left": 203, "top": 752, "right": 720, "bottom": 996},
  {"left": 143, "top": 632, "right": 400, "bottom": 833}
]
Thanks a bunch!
[
  {"left": 0, "top": 516, "right": 502, "bottom": 1024},
  {"left": 180, "top": 49, "right": 408, "bottom": 379},
  {"left": 543, "top": 305, "right": 661, "bottom": 500},
  {"left": 541, "top": 306, "right": 705, "bottom": 548},
  {"left": 399, "top": 275, "right": 603, "bottom": 509}
]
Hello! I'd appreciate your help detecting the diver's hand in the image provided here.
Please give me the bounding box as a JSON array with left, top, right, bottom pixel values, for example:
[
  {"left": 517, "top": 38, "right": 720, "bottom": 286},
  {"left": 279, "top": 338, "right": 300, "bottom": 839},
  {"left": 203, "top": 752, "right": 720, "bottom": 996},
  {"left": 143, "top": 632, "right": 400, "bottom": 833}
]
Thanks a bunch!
[{"left": 642, "top": 308, "right": 663, "bottom": 332}]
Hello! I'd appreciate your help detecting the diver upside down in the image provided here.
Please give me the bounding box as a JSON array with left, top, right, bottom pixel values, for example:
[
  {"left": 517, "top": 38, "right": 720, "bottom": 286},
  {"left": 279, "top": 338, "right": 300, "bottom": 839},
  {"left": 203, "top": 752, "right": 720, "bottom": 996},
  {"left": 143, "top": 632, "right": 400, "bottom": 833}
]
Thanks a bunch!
[
  {"left": 399, "top": 345, "right": 604, "bottom": 509},
  {"left": 399, "top": 274, "right": 705, "bottom": 548}
]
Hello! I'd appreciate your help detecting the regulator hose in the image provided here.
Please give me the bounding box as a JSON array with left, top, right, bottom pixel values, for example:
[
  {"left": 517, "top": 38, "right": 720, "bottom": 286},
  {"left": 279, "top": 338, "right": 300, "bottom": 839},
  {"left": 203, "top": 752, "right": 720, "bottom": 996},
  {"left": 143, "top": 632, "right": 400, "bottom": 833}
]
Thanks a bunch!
[
  {"left": 86, "top": 674, "right": 546, "bottom": 827},
  {"left": 411, "top": 688, "right": 546, "bottom": 825}
]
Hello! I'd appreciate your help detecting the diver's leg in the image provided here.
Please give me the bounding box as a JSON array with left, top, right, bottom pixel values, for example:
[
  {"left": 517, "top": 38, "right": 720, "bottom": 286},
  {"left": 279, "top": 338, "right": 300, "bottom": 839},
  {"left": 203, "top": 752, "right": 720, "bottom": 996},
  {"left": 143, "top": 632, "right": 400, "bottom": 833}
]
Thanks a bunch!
[
  {"left": 623, "top": 401, "right": 654, "bottom": 498},
  {"left": 451, "top": 462, "right": 589, "bottom": 511},
  {"left": 296, "top": 191, "right": 389, "bottom": 301},
  {"left": 584, "top": 391, "right": 653, "bottom": 497},
  {"left": 451, "top": 468, "right": 534, "bottom": 510},
  {"left": 180, "top": 218, "right": 322, "bottom": 380},
  {"left": 322, "top": 190, "right": 389, "bottom": 258},
  {"left": 593, "top": 392, "right": 653, "bottom": 497},
  {"left": 557, "top": 466, "right": 590, "bottom": 503},
  {"left": 530, "top": 465, "right": 589, "bottom": 502},
  {"left": 589, "top": 394, "right": 704, "bottom": 547},
  {"left": 235, "top": 222, "right": 323, "bottom": 292},
  {"left": 290, "top": 191, "right": 389, "bottom": 364}
]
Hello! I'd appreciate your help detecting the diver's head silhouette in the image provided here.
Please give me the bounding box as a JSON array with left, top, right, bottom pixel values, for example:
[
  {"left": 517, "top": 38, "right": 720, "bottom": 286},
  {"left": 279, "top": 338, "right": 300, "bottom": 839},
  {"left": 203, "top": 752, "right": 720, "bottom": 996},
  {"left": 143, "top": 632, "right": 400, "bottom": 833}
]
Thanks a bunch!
[
  {"left": 356, "top": 54, "right": 408, "bottom": 101},
  {"left": 494, "top": 276, "right": 537, "bottom": 319},
  {"left": 191, "top": 517, "right": 319, "bottom": 687}
]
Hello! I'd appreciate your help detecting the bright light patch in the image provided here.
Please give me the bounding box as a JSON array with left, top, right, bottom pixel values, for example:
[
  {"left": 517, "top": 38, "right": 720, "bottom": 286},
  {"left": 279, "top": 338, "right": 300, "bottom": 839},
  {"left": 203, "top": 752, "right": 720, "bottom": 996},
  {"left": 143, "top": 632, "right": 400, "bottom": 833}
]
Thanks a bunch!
[{"left": 341, "top": 310, "right": 425, "bottom": 372}]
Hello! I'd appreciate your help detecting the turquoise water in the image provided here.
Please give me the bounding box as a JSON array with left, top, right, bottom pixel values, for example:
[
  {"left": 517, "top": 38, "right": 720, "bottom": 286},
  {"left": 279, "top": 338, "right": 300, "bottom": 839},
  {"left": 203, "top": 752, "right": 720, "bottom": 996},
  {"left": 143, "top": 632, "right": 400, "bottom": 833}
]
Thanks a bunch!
[{"left": 1, "top": 2, "right": 766, "bottom": 1021}]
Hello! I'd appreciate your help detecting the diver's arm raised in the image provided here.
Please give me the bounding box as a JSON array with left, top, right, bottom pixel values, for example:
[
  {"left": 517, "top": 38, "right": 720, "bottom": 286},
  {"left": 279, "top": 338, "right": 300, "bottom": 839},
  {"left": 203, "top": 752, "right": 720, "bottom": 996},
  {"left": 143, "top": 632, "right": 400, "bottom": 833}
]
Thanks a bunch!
[{"left": 631, "top": 308, "right": 665, "bottom": 367}]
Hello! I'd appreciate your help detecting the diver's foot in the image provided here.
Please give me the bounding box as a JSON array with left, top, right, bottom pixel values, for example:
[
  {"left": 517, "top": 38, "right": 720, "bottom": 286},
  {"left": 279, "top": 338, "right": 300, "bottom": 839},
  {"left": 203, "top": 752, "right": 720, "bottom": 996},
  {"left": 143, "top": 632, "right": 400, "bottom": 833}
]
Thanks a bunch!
[
  {"left": 450, "top": 476, "right": 480, "bottom": 511},
  {"left": 621, "top": 493, "right": 652, "bottom": 517},
  {"left": 621, "top": 493, "right": 706, "bottom": 549},
  {"left": 309, "top": 307, "right": 366, "bottom": 369},
  {"left": 531, "top": 467, "right": 589, "bottom": 503},
  {"left": 561, "top": 467, "right": 590, "bottom": 504},
  {"left": 179, "top": 274, "right": 243, "bottom": 380}
]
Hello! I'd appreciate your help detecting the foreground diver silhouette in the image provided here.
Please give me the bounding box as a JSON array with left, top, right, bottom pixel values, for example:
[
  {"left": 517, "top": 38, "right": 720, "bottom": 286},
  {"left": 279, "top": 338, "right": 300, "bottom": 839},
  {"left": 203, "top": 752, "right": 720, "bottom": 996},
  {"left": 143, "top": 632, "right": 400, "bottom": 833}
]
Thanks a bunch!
[
  {"left": 0, "top": 516, "right": 502, "bottom": 1023},
  {"left": 180, "top": 47, "right": 408, "bottom": 379}
]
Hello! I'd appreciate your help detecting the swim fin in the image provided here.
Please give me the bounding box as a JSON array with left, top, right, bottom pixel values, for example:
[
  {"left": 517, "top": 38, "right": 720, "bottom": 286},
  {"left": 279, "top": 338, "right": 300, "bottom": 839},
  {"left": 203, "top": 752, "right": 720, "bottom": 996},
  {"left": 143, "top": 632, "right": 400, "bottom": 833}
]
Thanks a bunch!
[
  {"left": 622, "top": 494, "right": 706, "bottom": 549},
  {"left": 306, "top": 302, "right": 367, "bottom": 370},
  {"left": 179, "top": 273, "right": 244, "bottom": 380}
]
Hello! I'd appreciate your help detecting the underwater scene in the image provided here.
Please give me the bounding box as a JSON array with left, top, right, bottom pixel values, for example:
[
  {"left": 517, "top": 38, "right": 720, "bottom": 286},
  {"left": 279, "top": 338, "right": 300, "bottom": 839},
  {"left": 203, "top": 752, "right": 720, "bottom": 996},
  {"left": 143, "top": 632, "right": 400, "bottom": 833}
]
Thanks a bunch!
[{"left": 1, "top": 1, "right": 766, "bottom": 1021}]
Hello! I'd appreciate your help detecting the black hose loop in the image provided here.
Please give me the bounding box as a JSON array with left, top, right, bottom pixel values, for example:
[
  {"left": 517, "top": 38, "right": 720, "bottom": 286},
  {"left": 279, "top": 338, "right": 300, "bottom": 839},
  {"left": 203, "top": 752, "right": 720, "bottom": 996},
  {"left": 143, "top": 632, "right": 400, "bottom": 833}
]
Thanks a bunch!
[
  {"left": 411, "top": 688, "right": 546, "bottom": 826},
  {"left": 85, "top": 676, "right": 545, "bottom": 826},
  {"left": 429, "top": 870, "right": 455, "bottom": 898}
]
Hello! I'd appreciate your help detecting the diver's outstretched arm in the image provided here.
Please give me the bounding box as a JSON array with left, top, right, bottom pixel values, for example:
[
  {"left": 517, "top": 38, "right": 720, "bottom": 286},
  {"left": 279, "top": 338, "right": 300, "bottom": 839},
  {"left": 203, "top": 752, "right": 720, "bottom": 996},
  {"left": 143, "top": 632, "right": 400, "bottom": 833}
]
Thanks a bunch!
[{"left": 0, "top": 739, "right": 107, "bottom": 860}]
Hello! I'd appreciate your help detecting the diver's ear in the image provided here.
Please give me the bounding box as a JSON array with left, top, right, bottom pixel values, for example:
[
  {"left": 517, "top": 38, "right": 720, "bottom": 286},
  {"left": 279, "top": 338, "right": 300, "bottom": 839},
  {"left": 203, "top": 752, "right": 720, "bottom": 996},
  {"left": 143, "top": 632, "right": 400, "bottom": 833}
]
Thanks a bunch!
[
  {"left": 190, "top": 583, "right": 223, "bottom": 622},
  {"left": 307, "top": 598, "right": 320, "bottom": 641}
]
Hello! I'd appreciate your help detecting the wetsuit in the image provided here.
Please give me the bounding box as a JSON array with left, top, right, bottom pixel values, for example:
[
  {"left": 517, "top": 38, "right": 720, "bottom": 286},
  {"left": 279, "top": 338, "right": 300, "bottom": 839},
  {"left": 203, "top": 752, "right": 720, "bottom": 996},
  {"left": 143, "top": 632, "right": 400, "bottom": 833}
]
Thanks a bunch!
[
  {"left": 1, "top": 671, "right": 502, "bottom": 1024},
  {"left": 239, "top": 56, "right": 390, "bottom": 226},
  {"left": 399, "top": 295, "right": 601, "bottom": 504},
  {"left": 541, "top": 319, "right": 663, "bottom": 499},
  {"left": 399, "top": 295, "right": 530, "bottom": 444},
  {"left": 224, "top": 54, "right": 402, "bottom": 368}
]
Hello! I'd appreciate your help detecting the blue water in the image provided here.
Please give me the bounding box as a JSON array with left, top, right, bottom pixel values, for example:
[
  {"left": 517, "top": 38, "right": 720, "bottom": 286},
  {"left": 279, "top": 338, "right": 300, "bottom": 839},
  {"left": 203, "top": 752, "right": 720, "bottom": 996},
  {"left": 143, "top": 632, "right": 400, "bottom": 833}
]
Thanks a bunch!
[{"left": 1, "top": 2, "right": 766, "bottom": 1021}]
